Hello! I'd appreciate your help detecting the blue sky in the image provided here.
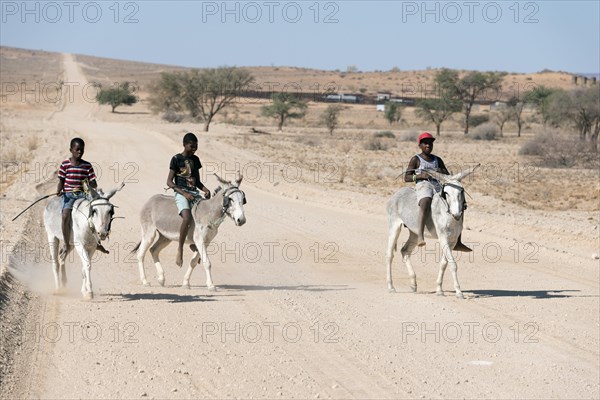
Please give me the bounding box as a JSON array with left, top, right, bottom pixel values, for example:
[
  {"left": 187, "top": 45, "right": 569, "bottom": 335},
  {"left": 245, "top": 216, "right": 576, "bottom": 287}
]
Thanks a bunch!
[{"left": 1, "top": 1, "right": 599, "bottom": 73}]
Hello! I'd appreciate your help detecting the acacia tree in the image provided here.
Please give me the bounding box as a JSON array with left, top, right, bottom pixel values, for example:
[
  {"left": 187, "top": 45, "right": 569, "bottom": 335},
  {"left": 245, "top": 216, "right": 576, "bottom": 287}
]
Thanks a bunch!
[
  {"left": 437, "top": 69, "right": 504, "bottom": 134},
  {"left": 261, "top": 93, "right": 307, "bottom": 131},
  {"left": 384, "top": 102, "right": 403, "bottom": 125},
  {"left": 96, "top": 82, "right": 138, "bottom": 112},
  {"left": 415, "top": 97, "right": 462, "bottom": 136},
  {"left": 492, "top": 106, "right": 512, "bottom": 137},
  {"left": 148, "top": 67, "right": 254, "bottom": 131},
  {"left": 525, "top": 85, "right": 556, "bottom": 126},
  {"left": 507, "top": 95, "right": 527, "bottom": 137},
  {"left": 547, "top": 87, "right": 600, "bottom": 146},
  {"left": 320, "top": 104, "right": 344, "bottom": 135}
]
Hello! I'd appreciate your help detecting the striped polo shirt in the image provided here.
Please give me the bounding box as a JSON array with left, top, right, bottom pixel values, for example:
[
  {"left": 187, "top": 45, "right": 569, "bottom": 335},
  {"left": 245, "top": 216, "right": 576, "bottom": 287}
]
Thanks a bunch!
[{"left": 58, "top": 159, "right": 97, "bottom": 192}]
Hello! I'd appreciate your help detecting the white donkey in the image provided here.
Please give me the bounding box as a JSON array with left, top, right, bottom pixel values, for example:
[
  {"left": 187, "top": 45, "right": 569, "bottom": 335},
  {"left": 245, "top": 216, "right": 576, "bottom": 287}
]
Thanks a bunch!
[
  {"left": 385, "top": 165, "right": 479, "bottom": 298},
  {"left": 133, "top": 174, "right": 246, "bottom": 290},
  {"left": 44, "top": 182, "right": 124, "bottom": 300}
]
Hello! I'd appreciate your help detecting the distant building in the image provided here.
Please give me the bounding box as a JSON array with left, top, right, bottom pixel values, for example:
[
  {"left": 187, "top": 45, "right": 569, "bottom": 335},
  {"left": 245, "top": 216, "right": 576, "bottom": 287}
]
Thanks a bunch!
[
  {"left": 376, "top": 92, "right": 392, "bottom": 102},
  {"left": 389, "top": 98, "right": 415, "bottom": 106},
  {"left": 323, "top": 93, "right": 363, "bottom": 103}
]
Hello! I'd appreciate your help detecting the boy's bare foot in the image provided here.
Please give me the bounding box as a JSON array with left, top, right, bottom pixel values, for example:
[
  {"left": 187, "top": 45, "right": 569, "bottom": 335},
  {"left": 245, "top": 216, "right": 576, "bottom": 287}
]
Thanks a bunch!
[
  {"left": 176, "top": 248, "right": 183, "bottom": 267},
  {"left": 453, "top": 242, "right": 472, "bottom": 252},
  {"left": 96, "top": 244, "right": 110, "bottom": 254},
  {"left": 189, "top": 244, "right": 198, "bottom": 253},
  {"left": 417, "top": 237, "right": 426, "bottom": 247}
]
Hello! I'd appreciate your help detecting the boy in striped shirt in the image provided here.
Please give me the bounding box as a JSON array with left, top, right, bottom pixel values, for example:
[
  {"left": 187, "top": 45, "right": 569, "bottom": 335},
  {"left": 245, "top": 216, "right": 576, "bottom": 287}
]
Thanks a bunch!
[{"left": 56, "top": 137, "right": 109, "bottom": 257}]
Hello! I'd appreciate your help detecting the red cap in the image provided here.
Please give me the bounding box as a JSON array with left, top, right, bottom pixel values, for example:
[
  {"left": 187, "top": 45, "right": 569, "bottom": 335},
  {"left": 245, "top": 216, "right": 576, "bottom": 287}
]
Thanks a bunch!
[{"left": 418, "top": 132, "right": 435, "bottom": 144}]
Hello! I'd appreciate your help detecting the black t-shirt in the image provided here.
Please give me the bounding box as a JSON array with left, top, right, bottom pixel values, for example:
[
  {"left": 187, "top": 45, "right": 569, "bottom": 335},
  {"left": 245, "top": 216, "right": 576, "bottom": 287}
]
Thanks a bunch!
[{"left": 169, "top": 153, "right": 204, "bottom": 191}]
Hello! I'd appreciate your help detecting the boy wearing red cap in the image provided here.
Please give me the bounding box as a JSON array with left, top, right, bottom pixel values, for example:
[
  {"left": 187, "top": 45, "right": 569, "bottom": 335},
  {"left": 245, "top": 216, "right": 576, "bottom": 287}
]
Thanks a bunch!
[{"left": 404, "top": 132, "right": 471, "bottom": 252}]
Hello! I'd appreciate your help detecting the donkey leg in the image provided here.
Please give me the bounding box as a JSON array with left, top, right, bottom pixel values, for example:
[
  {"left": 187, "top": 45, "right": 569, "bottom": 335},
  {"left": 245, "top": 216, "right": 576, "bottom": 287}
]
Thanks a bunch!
[
  {"left": 436, "top": 253, "right": 449, "bottom": 296},
  {"left": 198, "top": 241, "right": 215, "bottom": 291},
  {"left": 149, "top": 234, "right": 170, "bottom": 287},
  {"left": 136, "top": 229, "right": 157, "bottom": 286},
  {"left": 401, "top": 232, "right": 419, "bottom": 292},
  {"left": 182, "top": 249, "right": 200, "bottom": 289},
  {"left": 48, "top": 235, "right": 64, "bottom": 294},
  {"left": 75, "top": 244, "right": 94, "bottom": 300},
  {"left": 385, "top": 219, "right": 403, "bottom": 293},
  {"left": 442, "top": 243, "right": 464, "bottom": 299}
]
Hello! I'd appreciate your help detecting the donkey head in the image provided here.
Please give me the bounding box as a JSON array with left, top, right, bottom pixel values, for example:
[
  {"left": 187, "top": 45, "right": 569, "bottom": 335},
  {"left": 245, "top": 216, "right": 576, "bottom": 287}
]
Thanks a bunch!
[
  {"left": 424, "top": 164, "right": 479, "bottom": 220},
  {"left": 84, "top": 182, "right": 125, "bottom": 240},
  {"left": 214, "top": 173, "right": 246, "bottom": 226}
]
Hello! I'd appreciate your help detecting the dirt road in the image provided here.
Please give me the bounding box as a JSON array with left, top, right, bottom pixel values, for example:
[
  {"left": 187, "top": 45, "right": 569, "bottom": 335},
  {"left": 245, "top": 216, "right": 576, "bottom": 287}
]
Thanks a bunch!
[{"left": 1, "top": 54, "right": 598, "bottom": 399}]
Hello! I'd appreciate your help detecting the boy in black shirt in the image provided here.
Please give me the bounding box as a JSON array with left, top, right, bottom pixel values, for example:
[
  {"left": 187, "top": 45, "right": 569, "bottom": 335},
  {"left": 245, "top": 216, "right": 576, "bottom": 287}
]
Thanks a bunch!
[{"left": 167, "top": 132, "right": 211, "bottom": 267}]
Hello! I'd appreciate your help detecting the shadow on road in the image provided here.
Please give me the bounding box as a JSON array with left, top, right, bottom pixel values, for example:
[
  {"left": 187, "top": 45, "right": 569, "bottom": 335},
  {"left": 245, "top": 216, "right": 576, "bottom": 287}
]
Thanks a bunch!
[
  {"left": 218, "top": 284, "right": 352, "bottom": 292},
  {"left": 465, "top": 289, "right": 590, "bottom": 299},
  {"left": 104, "top": 293, "right": 216, "bottom": 303}
]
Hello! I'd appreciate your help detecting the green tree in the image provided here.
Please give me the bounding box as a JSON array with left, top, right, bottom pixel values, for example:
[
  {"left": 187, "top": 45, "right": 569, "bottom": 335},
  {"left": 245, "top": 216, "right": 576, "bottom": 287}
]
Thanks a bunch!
[
  {"left": 384, "top": 102, "right": 403, "bottom": 125},
  {"left": 547, "top": 87, "right": 600, "bottom": 145},
  {"left": 524, "top": 85, "right": 556, "bottom": 126},
  {"left": 320, "top": 104, "right": 344, "bottom": 135},
  {"left": 96, "top": 82, "right": 138, "bottom": 113},
  {"left": 261, "top": 92, "right": 307, "bottom": 131},
  {"left": 415, "top": 97, "right": 462, "bottom": 136},
  {"left": 148, "top": 67, "right": 254, "bottom": 131},
  {"left": 436, "top": 69, "right": 504, "bottom": 134}
]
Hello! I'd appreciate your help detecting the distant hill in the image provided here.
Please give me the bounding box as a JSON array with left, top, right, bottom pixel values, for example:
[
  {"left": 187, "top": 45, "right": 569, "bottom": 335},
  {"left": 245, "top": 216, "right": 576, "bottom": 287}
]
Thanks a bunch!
[{"left": 1, "top": 46, "right": 593, "bottom": 102}]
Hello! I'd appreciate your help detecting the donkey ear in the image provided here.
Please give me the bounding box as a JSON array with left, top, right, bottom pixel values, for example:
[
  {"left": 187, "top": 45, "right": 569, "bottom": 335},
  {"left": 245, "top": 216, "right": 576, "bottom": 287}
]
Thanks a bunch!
[
  {"left": 453, "top": 163, "right": 480, "bottom": 182},
  {"left": 235, "top": 172, "right": 243, "bottom": 187},
  {"left": 84, "top": 181, "right": 100, "bottom": 199},
  {"left": 105, "top": 182, "right": 125, "bottom": 199},
  {"left": 213, "top": 173, "right": 229, "bottom": 185},
  {"left": 424, "top": 170, "right": 450, "bottom": 184}
]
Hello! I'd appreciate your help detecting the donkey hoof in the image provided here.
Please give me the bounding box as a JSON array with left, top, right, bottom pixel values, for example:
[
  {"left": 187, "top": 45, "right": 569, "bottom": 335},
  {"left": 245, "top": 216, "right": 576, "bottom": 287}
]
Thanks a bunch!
[
  {"left": 388, "top": 287, "right": 397, "bottom": 293},
  {"left": 82, "top": 292, "right": 94, "bottom": 301},
  {"left": 207, "top": 286, "right": 217, "bottom": 292},
  {"left": 53, "top": 287, "right": 67, "bottom": 296},
  {"left": 157, "top": 278, "right": 165, "bottom": 287},
  {"left": 455, "top": 292, "right": 465, "bottom": 299},
  {"left": 142, "top": 281, "right": 150, "bottom": 287},
  {"left": 436, "top": 291, "right": 445, "bottom": 296},
  {"left": 182, "top": 283, "right": 191, "bottom": 290},
  {"left": 410, "top": 286, "right": 417, "bottom": 293}
]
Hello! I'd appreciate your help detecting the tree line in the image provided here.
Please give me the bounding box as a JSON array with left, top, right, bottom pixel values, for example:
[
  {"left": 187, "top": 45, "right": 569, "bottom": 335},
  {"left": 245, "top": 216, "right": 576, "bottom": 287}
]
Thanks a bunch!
[{"left": 95, "top": 67, "right": 599, "bottom": 146}]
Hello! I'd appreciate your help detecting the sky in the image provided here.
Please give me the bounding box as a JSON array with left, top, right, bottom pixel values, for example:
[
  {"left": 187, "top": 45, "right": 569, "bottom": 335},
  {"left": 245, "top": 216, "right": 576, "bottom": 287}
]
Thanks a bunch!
[{"left": 1, "top": 0, "right": 599, "bottom": 74}]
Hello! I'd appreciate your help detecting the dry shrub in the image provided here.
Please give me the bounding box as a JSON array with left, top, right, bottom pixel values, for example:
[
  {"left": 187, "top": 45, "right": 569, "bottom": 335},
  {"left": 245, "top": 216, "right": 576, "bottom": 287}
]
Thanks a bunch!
[
  {"left": 338, "top": 142, "right": 353, "bottom": 154},
  {"left": 364, "top": 136, "right": 390, "bottom": 151},
  {"left": 162, "top": 110, "right": 184, "bottom": 123},
  {"left": 520, "top": 132, "right": 599, "bottom": 168},
  {"left": 472, "top": 123, "right": 499, "bottom": 140},
  {"left": 374, "top": 131, "right": 395, "bottom": 139},
  {"left": 376, "top": 166, "right": 397, "bottom": 180},
  {"left": 398, "top": 129, "right": 419, "bottom": 142}
]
